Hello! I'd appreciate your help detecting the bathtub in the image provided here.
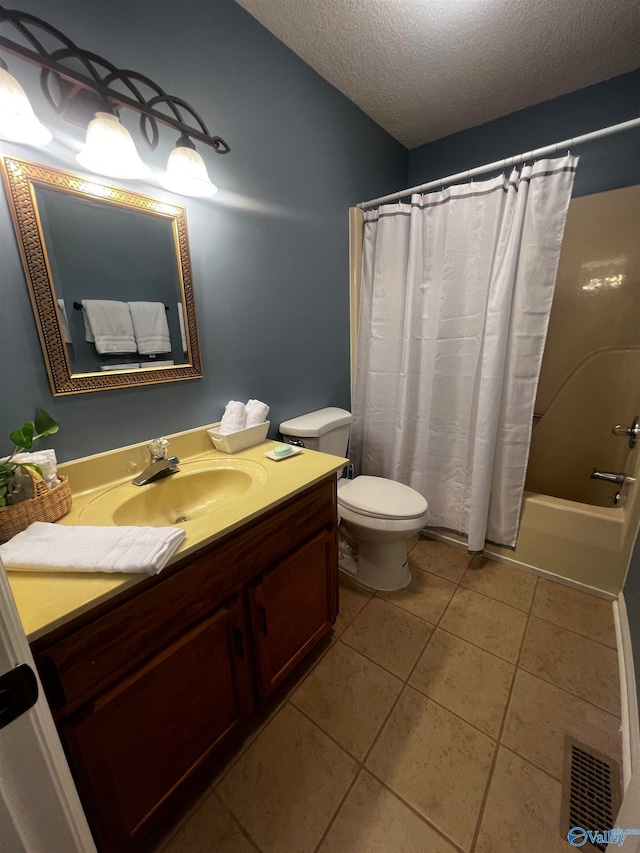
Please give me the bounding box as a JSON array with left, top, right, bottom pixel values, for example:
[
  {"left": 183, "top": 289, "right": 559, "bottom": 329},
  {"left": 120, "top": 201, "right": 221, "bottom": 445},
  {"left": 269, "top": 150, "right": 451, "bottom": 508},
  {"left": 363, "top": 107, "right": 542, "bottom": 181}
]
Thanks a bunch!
[{"left": 429, "top": 491, "right": 628, "bottom": 597}]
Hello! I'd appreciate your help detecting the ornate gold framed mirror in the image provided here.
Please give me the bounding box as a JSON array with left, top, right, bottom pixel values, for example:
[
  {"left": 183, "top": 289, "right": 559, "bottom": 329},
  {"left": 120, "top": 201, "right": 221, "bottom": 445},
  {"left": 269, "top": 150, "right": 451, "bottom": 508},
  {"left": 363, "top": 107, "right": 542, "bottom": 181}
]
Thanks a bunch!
[{"left": 1, "top": 157, "right": 202, "bottom": 395}]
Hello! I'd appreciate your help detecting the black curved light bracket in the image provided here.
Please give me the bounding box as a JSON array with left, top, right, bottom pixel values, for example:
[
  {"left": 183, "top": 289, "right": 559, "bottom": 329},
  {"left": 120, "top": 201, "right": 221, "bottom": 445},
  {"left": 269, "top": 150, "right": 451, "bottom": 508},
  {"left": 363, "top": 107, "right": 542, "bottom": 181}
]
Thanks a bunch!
[{"left": 0, "top": 5, "right": 230, "bottom": 154}]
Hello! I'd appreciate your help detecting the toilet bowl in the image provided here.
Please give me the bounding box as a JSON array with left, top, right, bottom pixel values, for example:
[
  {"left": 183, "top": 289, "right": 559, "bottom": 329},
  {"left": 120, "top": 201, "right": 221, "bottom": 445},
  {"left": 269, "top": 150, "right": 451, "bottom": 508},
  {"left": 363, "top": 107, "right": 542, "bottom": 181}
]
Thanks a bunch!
[
  {"left": 337, "top": 476, "right": 430, "bottom": 590},
  {"left": 279, "top": 408, "right": 430, "bottom": 591}
]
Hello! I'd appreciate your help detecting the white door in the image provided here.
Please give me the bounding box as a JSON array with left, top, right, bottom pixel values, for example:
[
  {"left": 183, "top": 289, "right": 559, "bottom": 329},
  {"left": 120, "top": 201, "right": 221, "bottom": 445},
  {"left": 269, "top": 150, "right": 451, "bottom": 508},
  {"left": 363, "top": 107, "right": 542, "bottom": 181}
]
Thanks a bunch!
[{"left": 0, "top": 557, "right": 96, "bottom": 853}]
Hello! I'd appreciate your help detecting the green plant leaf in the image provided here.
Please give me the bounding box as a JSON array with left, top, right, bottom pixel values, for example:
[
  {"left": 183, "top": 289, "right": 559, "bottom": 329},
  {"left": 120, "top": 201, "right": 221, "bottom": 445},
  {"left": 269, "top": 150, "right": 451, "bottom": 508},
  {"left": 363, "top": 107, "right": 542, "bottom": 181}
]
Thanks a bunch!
[
  {"left": 0, "top": 462, "right": 15, "bottom": 476},
  {"left": 34, "top": 409, "right": 59, "bottom": 438},
  {"left": 10, "top": 421, "right": 34, "bottom": 450},
  {"left": 0, "top": 485, "right": 6, "bottom": 497},
  {"left": 0, "top": 495, "right": 5, "bottom": 508},
  {"left": 17, "top": 462, "right": 43, "bottom": 477}
]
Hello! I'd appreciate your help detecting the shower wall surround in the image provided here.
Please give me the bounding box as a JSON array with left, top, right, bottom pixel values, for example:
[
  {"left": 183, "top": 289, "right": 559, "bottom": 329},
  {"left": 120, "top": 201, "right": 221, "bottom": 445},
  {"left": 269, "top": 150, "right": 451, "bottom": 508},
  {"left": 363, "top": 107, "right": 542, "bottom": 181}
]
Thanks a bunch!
[{"left": 0, "top": 0, "right": 406, "bottom": 461}]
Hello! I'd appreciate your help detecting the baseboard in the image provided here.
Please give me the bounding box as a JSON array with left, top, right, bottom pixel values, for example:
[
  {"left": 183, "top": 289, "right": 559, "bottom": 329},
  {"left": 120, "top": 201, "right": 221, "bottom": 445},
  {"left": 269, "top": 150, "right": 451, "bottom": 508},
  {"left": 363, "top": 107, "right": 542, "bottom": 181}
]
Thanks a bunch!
[
  {"left": 614, "top": 594, "right": 640, "bottom": 789},
  {"left": 421, "top": 530, "right": 616, "bottom": 601}
]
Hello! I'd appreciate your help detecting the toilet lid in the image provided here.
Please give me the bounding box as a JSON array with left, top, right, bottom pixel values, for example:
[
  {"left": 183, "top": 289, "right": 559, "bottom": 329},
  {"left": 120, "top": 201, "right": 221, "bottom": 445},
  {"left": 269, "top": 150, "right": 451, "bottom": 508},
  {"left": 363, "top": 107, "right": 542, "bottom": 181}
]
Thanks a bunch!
[{"left": 339, "top": 476, "right": 428, "bottom": 520}]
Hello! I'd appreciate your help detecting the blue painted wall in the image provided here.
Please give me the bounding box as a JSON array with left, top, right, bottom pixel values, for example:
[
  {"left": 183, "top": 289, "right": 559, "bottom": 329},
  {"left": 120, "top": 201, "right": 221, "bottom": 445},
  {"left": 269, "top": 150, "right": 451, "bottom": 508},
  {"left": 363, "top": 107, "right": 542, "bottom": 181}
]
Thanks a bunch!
[
  {"left": 0, "top": 0, "right": 407, "bottom": 461},
  {"left": 409, "top": 69, "right": 640, "bottom": 198}
]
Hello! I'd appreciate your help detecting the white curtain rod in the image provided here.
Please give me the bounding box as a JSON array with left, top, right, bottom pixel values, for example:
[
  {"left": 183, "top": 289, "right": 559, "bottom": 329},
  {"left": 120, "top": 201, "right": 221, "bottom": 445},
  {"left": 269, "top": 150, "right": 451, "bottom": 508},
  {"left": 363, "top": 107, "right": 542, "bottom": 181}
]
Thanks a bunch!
[{"left": 357, "top": 115, "right": 640, "bottom": 210}]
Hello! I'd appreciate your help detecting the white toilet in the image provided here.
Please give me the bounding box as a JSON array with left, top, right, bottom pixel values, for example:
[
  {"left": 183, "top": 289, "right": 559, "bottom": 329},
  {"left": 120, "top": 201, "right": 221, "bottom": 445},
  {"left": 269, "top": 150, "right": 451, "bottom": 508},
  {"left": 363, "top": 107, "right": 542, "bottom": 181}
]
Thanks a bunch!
[{"left": 279, "top": 408, "right": 430, "bottom": 591}]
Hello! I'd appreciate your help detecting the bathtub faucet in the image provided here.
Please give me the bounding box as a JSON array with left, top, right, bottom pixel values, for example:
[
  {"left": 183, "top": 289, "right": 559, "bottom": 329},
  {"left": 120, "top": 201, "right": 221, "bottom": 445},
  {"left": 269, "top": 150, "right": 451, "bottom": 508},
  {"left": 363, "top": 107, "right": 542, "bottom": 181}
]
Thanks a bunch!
[{"left": 590, "top": 469, "right": 628, "bottom": 485}]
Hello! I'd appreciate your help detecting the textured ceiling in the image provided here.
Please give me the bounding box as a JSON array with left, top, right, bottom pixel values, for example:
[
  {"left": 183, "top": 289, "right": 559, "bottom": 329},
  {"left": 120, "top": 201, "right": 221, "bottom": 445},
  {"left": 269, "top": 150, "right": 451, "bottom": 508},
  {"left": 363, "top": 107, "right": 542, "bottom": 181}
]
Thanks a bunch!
[{"left": 234, "top": 0, "right": 640, "bottom": 148}]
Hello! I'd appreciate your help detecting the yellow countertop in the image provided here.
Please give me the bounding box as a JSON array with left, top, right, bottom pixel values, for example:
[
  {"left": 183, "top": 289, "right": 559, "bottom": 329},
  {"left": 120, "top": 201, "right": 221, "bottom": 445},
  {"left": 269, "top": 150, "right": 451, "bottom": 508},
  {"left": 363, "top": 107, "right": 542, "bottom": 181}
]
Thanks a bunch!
[{"left": 7, "top": 423, "right": 347, "bottom": 643}]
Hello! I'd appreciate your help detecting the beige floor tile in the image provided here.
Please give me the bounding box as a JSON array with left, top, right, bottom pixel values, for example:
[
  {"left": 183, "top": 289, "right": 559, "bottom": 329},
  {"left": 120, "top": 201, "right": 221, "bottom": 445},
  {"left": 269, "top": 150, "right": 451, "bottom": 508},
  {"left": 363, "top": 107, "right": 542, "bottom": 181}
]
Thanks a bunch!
[
  {"left": 409, "top": 629, "right": 514, "bottom": 738},
  {"left": 291, "top": 641, "right": 402, "bottom": 759},
  {"left": 217, "top": 704, "right": 358, "bottom": 853},
  {"left": 319, "top": 769, "right": 458, "bottom": 853},
  {"left": 379, "top": 567, "right": 456, "bottom": 624},
  {"left": 161, "top": 791, "right": 256, "bottom": 853},
  {"left": 502, "top": 669, "right": 622, "bottom": 780},
  {"left": 341, "top": 597, "right": 434, "bottom": 679},
  {"left": 475, "top": 747, "right": 571, "bottom": 853},
  {"left": 461, "top": 558, "right": 537, "bottom": 612},
  {"left": 406, "top": 533, "right": 421, "bottom": 553},
  {"left": 532, "top": 579, "right": 616, "bottom": 647},
  {"left": 366, "top": 686, "right": 495, "bottom": 852},
  {"left": 407, "top": 538, "right": 471, "bottom": 583},
  {"left": 282, "top": 635, "right": 335, "bottom": 697},
  {"left": 439, "top": 587, "right": 527, "bottom": 663},
  {"left": 520, "top": 617, "right": 620, "bottom": 716},
  {"left": 332, "top": 581, "right": 372, "bottom": 637}
]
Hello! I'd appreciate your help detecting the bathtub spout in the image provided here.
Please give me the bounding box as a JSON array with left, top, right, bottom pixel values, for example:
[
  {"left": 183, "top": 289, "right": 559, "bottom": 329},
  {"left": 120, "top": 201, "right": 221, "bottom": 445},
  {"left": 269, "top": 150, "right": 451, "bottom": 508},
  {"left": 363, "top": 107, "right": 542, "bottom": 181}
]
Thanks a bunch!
[{"left": 590, "top": 469, "right": 628, "bottom": 485}]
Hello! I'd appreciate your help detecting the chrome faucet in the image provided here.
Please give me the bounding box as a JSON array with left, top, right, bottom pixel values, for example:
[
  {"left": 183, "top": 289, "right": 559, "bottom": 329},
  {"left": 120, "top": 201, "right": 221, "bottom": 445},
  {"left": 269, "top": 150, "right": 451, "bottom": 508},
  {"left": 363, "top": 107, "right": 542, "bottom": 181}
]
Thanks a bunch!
[{"left": 133, "top": 437, "right": 180, "bottom": 486}]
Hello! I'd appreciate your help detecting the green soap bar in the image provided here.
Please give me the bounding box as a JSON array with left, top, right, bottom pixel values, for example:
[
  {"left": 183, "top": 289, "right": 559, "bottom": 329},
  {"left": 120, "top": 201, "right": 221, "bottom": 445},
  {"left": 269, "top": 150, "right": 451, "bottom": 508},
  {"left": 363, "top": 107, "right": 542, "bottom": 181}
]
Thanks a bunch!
[{"left": 274, "top": 444, "right": 294, "bottom": 457}]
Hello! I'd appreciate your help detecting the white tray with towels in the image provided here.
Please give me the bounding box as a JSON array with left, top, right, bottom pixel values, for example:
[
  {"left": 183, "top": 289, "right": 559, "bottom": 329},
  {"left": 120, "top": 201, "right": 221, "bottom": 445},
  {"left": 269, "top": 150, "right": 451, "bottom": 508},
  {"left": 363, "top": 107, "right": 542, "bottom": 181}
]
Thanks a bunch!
[{"left": 208, "top": 421, "right": 270, "bottom": 454}]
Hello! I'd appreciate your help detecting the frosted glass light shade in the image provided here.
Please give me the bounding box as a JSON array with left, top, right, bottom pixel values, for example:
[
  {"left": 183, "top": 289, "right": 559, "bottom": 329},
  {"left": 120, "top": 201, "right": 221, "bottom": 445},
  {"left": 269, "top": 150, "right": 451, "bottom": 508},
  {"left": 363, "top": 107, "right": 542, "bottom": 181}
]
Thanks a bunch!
[
  {"left": 76, "top": 112, "right": 151, "bottom": 180},
  {"left": 0, "top": 67, "right": 52, "bottom": 145},
  {"left": 159, "top": 144, "right": 217, "bottom": 197}
]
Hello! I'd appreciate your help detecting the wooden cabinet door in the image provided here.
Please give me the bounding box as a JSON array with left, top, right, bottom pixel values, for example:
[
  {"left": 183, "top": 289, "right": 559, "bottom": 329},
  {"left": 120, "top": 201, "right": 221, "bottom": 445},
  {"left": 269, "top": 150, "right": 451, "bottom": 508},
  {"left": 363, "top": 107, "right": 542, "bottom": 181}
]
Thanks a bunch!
[
  {"left": 249, "top": 529, "right": 337, "bottom": 699},
  {"left": 62, "top": 596, "right": 252, "bottom": 853}
]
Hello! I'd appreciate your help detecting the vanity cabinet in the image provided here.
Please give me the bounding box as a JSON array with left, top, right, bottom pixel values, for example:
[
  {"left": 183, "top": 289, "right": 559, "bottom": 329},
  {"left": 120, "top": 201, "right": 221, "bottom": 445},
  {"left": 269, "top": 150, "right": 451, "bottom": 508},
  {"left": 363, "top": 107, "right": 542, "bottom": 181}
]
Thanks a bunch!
[
  {"left": 250, "top": 529, "right": 335, "bottom": 698},
  {"left": 31, "top": 476, "right": 338, "bottom": 853}
]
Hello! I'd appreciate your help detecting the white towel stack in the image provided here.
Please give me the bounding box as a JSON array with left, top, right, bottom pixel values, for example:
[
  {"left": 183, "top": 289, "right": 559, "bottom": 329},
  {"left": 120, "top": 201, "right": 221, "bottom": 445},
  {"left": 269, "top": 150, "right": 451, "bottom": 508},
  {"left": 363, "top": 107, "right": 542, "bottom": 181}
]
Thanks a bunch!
[
  {"left": 219, "top": 401, "right": 247, "bottom": 434},
  {"left": 82, "top": 300, "right": 137, "bottom": 354},
  {"left": 2, "top": 450, "right": 60, "bottom": 489},
  {"left": 0, "top": 522, "right": 186, "bottom": 575},
  {"left": 128, "top": 302, "right": 171, "bottom": 355},
  {"left": 245, "top": 399, "right": 270, "bottom": 427},
  {"left": 218, "top": 399, "right": 270, "bottom": 434}
]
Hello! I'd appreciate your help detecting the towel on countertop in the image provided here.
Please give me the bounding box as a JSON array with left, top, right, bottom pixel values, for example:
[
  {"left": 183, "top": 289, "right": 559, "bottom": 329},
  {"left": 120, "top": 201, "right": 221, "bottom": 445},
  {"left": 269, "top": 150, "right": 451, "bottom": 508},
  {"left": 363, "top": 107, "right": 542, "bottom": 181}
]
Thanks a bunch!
[
  {"left": 218, "top": 401, "right": 247, "bottom": 434},
  {"left": 128, "top": 301, "right": 171, "bottom": 355},
  {"left": 0, "top": 522, "right": 186, "bottom": 575},
  {"left": 245, "top": 399, "right": 269, "bottom": 427},
  {"left": 82, "top": 299, "right": 137, "bottom": 354}
]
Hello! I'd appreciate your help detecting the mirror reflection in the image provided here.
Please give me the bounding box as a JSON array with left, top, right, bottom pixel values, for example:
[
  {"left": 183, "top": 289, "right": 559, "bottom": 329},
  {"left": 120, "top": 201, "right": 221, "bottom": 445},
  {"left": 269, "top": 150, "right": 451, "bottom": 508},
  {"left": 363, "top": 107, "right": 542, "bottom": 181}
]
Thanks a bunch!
[
  {"left": 1, "top": 157, "right": 202, "bottom": 395},
  {"left": 36, "top": 187, "right": 188, "bottom": 373}
]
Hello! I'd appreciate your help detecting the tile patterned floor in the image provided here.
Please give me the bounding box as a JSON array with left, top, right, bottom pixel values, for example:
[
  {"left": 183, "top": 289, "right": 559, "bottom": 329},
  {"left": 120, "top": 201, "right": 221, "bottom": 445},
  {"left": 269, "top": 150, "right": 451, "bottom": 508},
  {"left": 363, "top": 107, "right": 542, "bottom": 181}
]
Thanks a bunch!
[{"left": 154, "top": 538, "right": 622, "bottom": 853}]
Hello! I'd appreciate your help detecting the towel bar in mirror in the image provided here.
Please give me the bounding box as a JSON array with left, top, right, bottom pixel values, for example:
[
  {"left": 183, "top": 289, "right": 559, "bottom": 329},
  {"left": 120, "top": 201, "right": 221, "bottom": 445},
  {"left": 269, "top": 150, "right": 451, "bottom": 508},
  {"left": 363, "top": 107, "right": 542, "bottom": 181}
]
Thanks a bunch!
[{"left": 1, "top": 157, "right": 203, "bottom": 395}]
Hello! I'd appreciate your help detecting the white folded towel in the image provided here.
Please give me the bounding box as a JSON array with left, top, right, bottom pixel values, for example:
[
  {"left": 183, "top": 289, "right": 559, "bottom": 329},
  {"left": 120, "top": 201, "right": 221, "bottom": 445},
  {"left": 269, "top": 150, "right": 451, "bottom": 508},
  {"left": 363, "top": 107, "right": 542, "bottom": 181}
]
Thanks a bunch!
[
  {"left": 177, "top": 302, "right": 187, "bottom": 353},
  {"left": 218, "top": 401, "right": 247, "bottom": 434},
  {"left": 57, "top": 298, "right": 72, "bottom": 344},
  {"left": 144, "top": 360, "right": 174, "bottom": 367},
  {"left": 245, "top": 399, "right": 270, "bottom": 427},
  {"left": 128, "top": 301, "right": 171, "bottom": 355},
  {"left": 2, "top": 450, "right": 60, "bottom": 489},
  {"left": 0, "top": 522, "right": 186, "bottom": 575},
  {"left": 82, "top": 300, "right": 137, "bottom": 354}
]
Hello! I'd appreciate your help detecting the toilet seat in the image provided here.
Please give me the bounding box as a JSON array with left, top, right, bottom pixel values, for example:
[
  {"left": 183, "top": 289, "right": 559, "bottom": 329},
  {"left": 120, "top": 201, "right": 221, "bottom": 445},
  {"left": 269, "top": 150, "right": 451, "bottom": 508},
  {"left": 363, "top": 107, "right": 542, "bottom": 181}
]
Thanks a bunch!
[{"left": 338, "top": 476, "right": 428, "bottom": 520}]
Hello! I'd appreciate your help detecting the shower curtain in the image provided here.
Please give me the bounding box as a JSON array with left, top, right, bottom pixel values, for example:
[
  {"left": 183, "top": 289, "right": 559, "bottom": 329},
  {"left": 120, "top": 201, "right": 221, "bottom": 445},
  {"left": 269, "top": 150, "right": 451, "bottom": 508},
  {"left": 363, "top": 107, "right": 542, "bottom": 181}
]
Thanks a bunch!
[{"left": 350, "top": 155, "right": 577, "bottom": 552}]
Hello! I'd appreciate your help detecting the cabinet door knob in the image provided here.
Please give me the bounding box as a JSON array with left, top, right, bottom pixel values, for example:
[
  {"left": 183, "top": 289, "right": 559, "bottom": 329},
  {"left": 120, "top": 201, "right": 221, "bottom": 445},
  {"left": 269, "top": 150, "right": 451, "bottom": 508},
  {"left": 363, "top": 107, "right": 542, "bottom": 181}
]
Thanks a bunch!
[{"left": 259, "top": 607, "right": 269, "bottom": 636}]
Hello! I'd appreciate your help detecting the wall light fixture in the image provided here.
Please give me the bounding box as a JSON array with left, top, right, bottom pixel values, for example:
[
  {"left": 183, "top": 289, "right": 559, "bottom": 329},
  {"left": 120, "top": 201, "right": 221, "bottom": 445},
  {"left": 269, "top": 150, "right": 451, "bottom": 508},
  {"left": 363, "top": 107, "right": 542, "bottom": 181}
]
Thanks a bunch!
[{"left": 0, "top": 5, "right": 230, "bottom": 196}]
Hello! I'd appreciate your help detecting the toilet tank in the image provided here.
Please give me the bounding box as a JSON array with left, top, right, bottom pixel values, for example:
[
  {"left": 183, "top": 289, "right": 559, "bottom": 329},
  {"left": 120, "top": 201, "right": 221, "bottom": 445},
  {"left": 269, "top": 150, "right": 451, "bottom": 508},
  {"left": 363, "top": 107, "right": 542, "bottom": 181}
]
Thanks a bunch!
[{"left": 279, "top": 407, "right": 352, "bottom": 456}]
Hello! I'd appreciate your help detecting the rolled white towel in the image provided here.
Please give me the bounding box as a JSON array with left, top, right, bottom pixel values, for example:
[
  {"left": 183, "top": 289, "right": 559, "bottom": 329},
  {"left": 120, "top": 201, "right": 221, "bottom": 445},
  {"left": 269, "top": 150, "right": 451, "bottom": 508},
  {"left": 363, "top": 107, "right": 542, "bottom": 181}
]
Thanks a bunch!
[
  {"left": 0, "top": 522, "right": 186, "bottom": 575},
  {"left": 219, "top": 401, "right": 247, "bottom": 435},
  {"left": 2, "top": 450, "right": 60, "bottom": 489},
  {"left": 245, "top": 399, "right": 270, "bottom": 427}
]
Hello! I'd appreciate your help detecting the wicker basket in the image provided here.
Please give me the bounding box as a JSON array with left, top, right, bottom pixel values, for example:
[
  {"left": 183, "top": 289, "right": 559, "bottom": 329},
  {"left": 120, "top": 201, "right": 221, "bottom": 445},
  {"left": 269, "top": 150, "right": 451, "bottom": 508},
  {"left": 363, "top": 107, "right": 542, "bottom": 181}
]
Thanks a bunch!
[{"left": 0, "top": 466, "right": 72, "bottom": 542}]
